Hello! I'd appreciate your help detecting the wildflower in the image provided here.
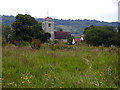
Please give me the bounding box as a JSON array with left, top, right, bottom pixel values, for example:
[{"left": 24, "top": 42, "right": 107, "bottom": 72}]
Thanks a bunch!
[
  {"left": 12, "top": 82, "right": 14, "bottom": 83},
  {"left": 22, "top": 81, "right": 24, "bottom": 83},
  {"left": 25, "top": 77, "right": 28, "bottom": 80},
  {"left": 27, "top": 72, "right": 30, "bottom": 75},
  {"left": 54, "top": 77, "right": 56, "bottom": 79},
  {"left": 62, "top": 82, "right": 64, "bottom": 84},
  {"left": 10, "top": 83, "right": 12, "bottom": 85},
  {"left": 60, "top": 87, "right": 62, "bottom": 88},
  {"left": 21, "top": 77, "right": 23, "bottom": 79},
  {"left": 15, "top": 84, "right": 17, "bottom": 87},
  {"left": 8, "top": 84, "right": 9, "bottom": 86}
]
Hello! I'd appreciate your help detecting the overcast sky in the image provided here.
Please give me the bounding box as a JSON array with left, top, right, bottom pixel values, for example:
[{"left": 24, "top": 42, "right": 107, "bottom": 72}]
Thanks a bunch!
[{"left": 0, "top": 0, "right": 119, "bottom": 22}]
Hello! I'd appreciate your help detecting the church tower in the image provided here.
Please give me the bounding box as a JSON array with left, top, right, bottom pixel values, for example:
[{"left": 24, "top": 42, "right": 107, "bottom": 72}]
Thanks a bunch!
[{"left": 42, "top": 16, "right": 55, "bottom": 41}]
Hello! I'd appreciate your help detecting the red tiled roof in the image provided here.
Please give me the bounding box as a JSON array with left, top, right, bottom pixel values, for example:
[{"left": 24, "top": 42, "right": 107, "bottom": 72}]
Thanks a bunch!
[
  {"left": 54, "top": 31, "right": 72, "bottom": 39},
  {"left": 74, "top": 38, "right": 81, "bottom": 44},
  {"left": 46, "top": 17, "right": 52, "bottom": 19}
]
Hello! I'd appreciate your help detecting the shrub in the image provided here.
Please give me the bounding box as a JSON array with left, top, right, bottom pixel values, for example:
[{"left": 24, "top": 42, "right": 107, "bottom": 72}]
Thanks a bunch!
[
  {"left": 31, "top": 38, "right": 41, "bottom": 49},
  {"left": 67, "top": 38, "right": 73, "bottom": 45}
]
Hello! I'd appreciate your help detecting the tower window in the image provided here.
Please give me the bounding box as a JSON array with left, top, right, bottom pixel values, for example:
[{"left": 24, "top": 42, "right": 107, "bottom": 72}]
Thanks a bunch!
[{"left": 48, "top": 23, "right": 51, "bottom": 27}]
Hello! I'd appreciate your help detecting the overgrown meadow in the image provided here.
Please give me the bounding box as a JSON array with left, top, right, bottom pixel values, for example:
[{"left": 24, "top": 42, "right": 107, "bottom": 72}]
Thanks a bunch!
[{"left": 2, "top": 43, "right": 119, "bottom": 88}]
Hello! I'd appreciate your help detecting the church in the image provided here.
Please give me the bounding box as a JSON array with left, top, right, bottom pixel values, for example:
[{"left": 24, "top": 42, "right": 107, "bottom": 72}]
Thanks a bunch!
[{"left": 42, "top": 16, "right": 72, "bottom": 42}]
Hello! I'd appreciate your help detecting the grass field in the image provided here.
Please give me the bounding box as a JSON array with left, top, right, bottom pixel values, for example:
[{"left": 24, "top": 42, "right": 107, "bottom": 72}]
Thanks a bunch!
[{"left": 2, "top": 43, "right": 119, "bottom": 88}]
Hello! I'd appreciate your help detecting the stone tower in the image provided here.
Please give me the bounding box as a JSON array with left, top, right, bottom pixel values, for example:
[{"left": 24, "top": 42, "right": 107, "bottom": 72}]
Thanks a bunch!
[{"left": 42, "top": 17, "right": 55, "bottom": 41}]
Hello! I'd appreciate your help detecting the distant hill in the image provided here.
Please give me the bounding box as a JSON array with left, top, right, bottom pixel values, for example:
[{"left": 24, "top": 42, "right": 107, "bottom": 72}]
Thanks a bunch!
[{"left": 2, "top": 15, "right": 118, "bottom": 36}]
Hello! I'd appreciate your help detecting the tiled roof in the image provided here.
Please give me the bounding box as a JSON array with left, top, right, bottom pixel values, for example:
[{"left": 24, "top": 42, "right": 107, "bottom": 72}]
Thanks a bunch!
[
  {"left": 46, "top": 17, "right": 52, "bottom": 19},
  {"left": 54, "top": 31, "right": 72, "bottom": 39},
  {"left": 74, "top": 38, "right": 81, "bottom": 44}
]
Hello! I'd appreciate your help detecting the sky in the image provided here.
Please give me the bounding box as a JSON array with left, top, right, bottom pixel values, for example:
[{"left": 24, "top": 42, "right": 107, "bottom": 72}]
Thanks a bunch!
[{"left": 0, "top": 0, "right": 119, "bottom": 22}]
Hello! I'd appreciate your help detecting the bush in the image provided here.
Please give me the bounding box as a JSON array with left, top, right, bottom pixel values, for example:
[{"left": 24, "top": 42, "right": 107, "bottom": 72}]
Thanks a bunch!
[
  {"left": 67, "top": 38, "right": 73, "bottom": 45},
  {"left": 31, "top": 38, "right": 41, "bottom": 49}
]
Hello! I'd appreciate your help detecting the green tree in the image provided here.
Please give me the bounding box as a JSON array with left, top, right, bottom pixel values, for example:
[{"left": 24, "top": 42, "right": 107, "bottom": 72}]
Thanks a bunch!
[
  {"left": 11, "top": 14, "right": 51, "bottom": 43},
  {"left": 11, "top": 14, "right": 41, "bottom": 42},
  {"left": 85, "top": 26, "right": 117, "bottom": 46},
  {"left": 67, "top": 38, "right": 73, "bottom": 45}
]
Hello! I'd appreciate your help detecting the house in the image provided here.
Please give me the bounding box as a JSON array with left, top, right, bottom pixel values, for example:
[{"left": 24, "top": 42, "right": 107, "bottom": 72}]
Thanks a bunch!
[
  {"left": 54, "top": 31, "right": 72, "bottom": 43},
  {"left": 72, "top": 35, "right": 85, "bottom": 45},
  {"left": 42, "top": 16, "right": 72, "bottom": 42},
  {"left": 72, "top": 38, "right": 81, "bottom": 45}
]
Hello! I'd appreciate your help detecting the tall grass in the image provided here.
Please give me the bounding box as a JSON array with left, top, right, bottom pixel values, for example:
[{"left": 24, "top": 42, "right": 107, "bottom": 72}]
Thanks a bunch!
[{"left": 2, "top": 44, "right": 119, "bottom": 88}]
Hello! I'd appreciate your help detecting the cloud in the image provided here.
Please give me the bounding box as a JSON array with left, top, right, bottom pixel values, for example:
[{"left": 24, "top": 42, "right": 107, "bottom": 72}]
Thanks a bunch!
[{"left": 0, "top": 0, "right": 118, "bottom": 22}]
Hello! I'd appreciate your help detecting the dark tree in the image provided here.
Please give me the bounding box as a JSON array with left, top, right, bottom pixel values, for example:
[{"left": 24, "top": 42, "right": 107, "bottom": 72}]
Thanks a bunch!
[
  {"left": 11, "top": 14, "right": 41, "bottom": 42},
  {"left": 85, "top": 26, "right": 117, "bottom": 46}
]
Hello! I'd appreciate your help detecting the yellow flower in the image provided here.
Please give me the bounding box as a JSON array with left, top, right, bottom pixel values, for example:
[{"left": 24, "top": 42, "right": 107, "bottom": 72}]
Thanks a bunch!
[
  {"left": 12, "top": 82, "right": 14, "bottom": 83},
  {"left": 8, "top": 84, "right": 9, "bottom": 86},
  {"left": 27, "top": 72, "right": 30, "bottom": 75},
  {"left": 21, "top": 77, "right": 23, "bottom": 79},
  {"left": 22, "top": 81, "right": 24, "bottom": 83},
  {"left": 10, "top": 83, "right": 12, "bottom": 85},
  {"left": 26, "top": 77, "right": 28, "bottom": 80},
  {"left": 60, "top": 87, "right": 62, "bottom": 88},
  {"left": 15, "top": 84, "right": 17, "bottom": 87},
  {"left": 54, "top": 77, "right": 56, "bottom": 79},
  {"left": 62, "top": 82, "right": 64, "bottom": 84}
]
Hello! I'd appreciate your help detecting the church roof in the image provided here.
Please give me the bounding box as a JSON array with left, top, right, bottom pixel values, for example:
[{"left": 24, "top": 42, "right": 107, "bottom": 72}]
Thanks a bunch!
[
  {"left": 43, "top": 17, "right": 53, "bottom": 21},
  {"left": 46, "top": 17, "right": 52, "bottom": 19},
  {"left": 54, "top": 31, "right": 72, "bottom": 39}
]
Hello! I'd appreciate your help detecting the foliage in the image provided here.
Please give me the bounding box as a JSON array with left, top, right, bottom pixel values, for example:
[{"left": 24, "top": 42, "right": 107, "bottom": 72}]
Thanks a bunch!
[
  {"left": 2, "top": 44, "right": 119, "bottom": 88},
  {"left": 67, "top": 38, "right": 73, "bottom": 45},
  {"left": 35, "top": 31, "right": 51, "bottom": 43},
  {"left": 11, "top": 14, "right": 41, "bottom": 42},
  {"left": 2, "top": 36, "right": 7, "bottom": 46},
  {"left": 53, "top": 40, "right": 59, "bottom": 44},
  {"left": 85, "top": 26, "right": 117, "bottom": 46},
  {"left": 31, "top": 38, "right": 41, "bottom": 49},
  {"left": 11, "top": 14, "right": 51, "bottom": 44}
]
